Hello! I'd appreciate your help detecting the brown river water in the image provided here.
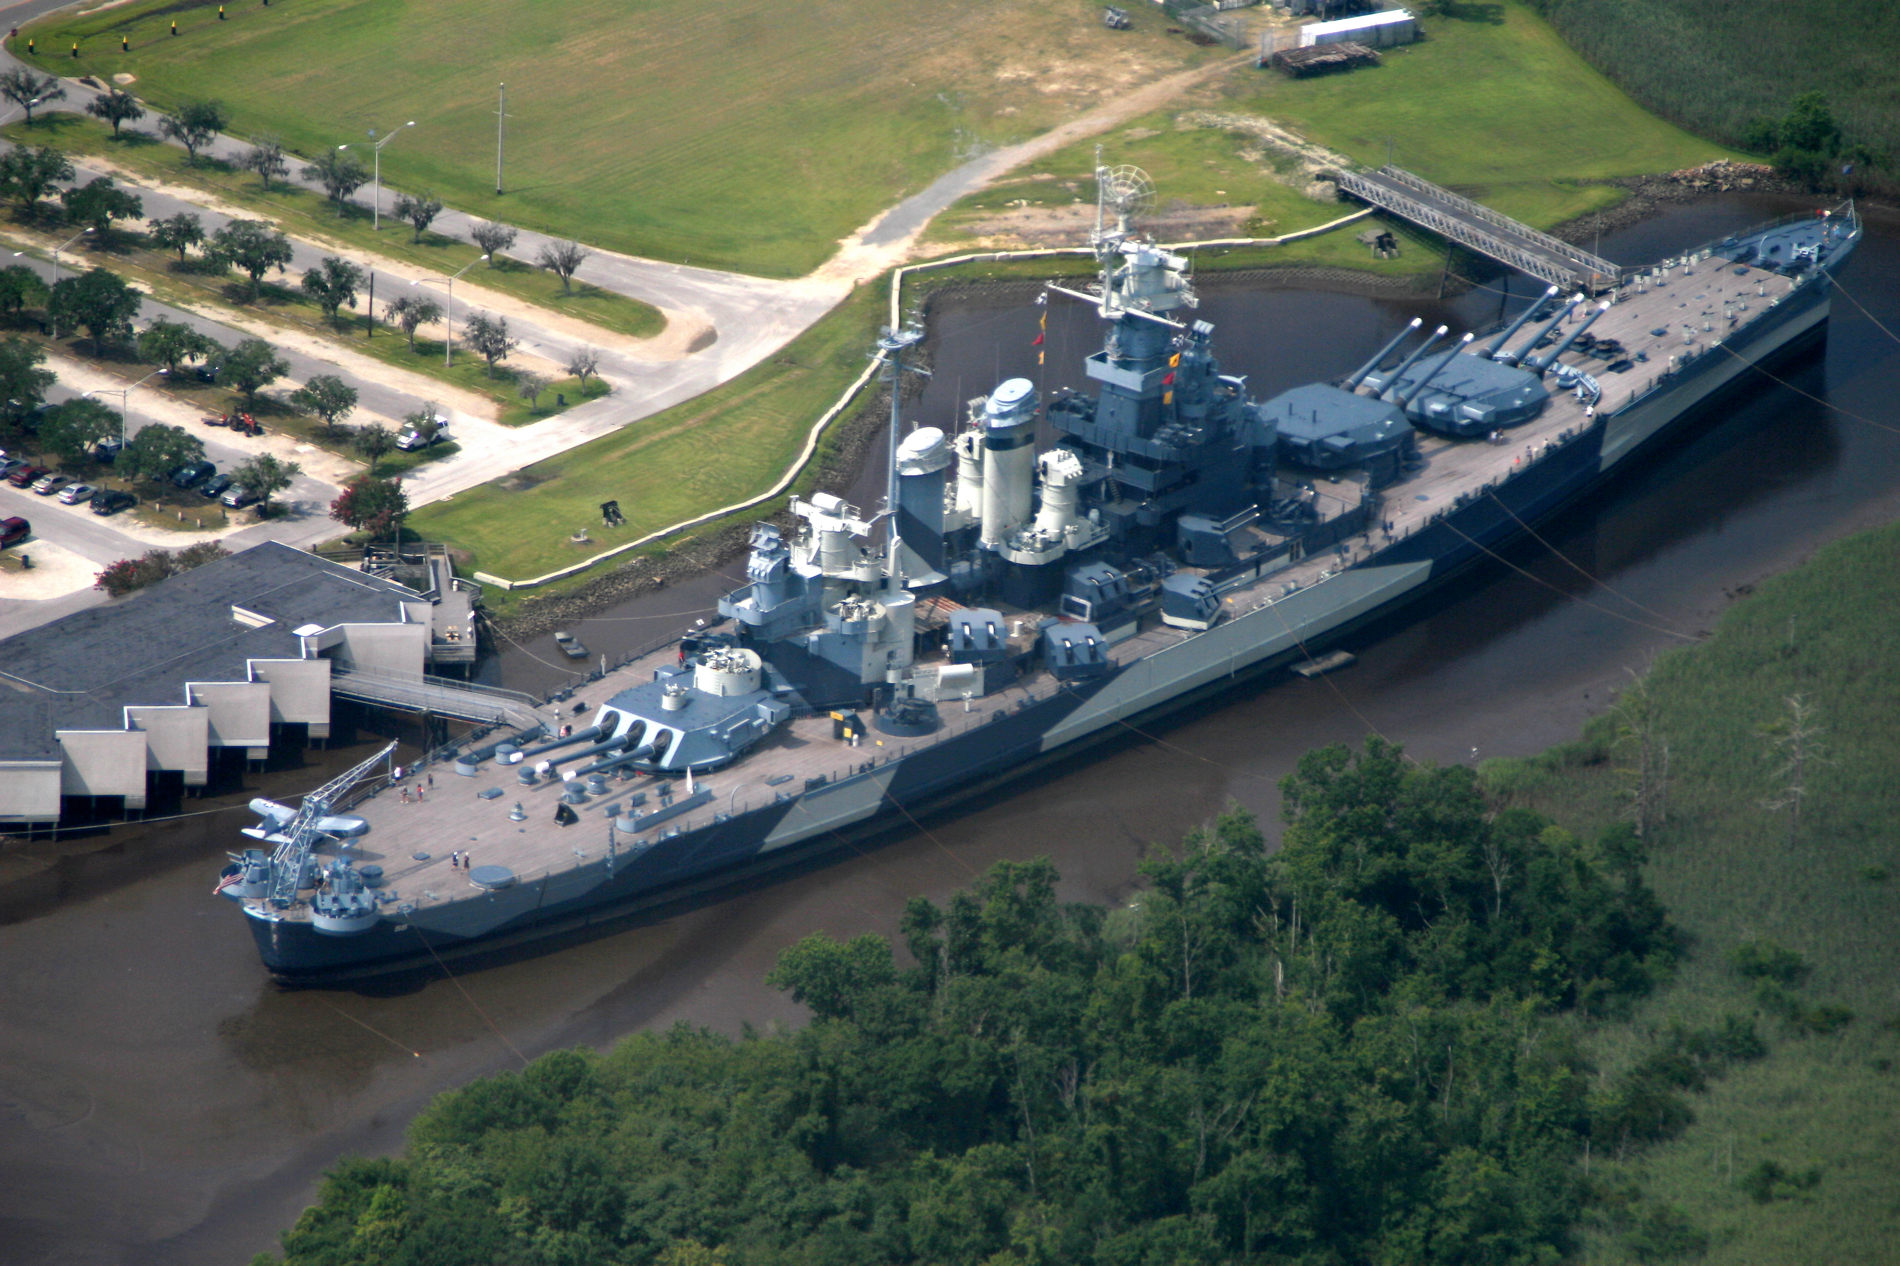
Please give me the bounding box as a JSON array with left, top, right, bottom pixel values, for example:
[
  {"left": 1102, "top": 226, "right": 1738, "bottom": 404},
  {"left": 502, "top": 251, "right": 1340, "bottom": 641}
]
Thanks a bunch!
[{"left": 3, "top": 194, "right": 1898, "bottom": 1264}]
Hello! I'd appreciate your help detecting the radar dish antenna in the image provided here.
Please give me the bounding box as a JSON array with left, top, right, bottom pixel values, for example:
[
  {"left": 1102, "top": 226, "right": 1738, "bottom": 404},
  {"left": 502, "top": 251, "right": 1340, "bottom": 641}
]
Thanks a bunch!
[{"left": 1096, "top": 163, "right": 1156, "bottom": 235}]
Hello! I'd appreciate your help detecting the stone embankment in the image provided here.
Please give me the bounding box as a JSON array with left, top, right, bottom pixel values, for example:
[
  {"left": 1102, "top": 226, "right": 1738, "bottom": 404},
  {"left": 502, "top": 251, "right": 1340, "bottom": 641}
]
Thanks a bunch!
[{"left": 1556, "top": 160, "right": 1804, "bottom": 242}]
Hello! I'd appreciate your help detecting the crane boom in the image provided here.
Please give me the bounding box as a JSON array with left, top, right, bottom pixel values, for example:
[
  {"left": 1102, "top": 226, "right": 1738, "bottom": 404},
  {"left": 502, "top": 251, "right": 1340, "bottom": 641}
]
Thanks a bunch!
[{"left": 267, "top": 741, "right": 398, "bottom": 907}]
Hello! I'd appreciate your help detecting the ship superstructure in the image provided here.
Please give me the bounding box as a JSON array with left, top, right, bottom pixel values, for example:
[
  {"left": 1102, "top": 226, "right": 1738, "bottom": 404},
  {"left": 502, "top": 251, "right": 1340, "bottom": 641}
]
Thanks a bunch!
[{"left": 225, "top": 169, "right": 1862, "bottom": 980}]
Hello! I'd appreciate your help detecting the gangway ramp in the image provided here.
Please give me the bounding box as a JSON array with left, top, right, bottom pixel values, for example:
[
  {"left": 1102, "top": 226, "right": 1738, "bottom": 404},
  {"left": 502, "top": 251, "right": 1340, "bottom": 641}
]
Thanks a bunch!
[
  {"left": 1335, "top": 166, "right": 1622, "bottom": 292},
  {"left": 330, "top": 665, "right": 545, "bottom": 731}
]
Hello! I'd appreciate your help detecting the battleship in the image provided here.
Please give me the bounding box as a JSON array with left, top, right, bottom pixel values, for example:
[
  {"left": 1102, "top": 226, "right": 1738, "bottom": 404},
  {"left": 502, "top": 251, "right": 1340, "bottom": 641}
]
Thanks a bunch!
[{"left": 222, "top": 166, "right": 1862, "bottom": 980}]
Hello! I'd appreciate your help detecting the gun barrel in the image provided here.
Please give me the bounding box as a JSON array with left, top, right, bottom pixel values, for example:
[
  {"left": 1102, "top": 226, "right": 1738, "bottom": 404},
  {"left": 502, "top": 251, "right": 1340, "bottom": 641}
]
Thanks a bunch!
[
  {"left": 1398, "top": 332, "right": 1476, "bottom": 405},
  {"left": 1378, "top": 325, "right": 1449, "bottom": 401},
  {"left": 1530, "top": 301, "right": 1611, "bottom": 372},
  {"left": 1503, "top": 295, "right": 1581, "bottom": 366},
  {"left": 574, "top": 744, "right": 658, "bottom": 779},
  {"left": 517, "top": 724, "right": 605, "bottom": 759},
  {"left": 1343, "top": 317, "right": 1423, "bottom": 391},
  {"left": 1482, "top": 285, "right": 1560, "bottom": 360}
]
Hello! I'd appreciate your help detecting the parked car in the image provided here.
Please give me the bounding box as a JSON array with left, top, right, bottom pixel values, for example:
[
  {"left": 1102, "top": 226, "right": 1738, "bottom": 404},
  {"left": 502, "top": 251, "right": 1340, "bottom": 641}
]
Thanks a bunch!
[
  {"left": 57, "top": 483, "right": 95, "bottom": 505},
  {"left": 170, "top": 460, "right": 215, "bottom": 489},
  {"left": 200, "top": 473, "right": 235, "bottom": 499},
  {"left": 396, "top": 415, "right": 452, "bottom": 452},
  {"left": 0, "top": 457, "right": 26, "bottom": 479},
  {"left": 91, "top": 490, "right": 136, "bottom": 516},
  {"left": 31, "top": 473, "right": 70, "bottom": 496},
  {"left": 6, "top": 464, "right": 47, "bottom": 488},
  {"left": 0, "top": 516, "right": 27, "bottom": 547},
  {"left": 553, "top": 631, "right": 589, "bottom": 660},
  {"left": 193, "top": 361, "right": 221, "bottom": 384},
  {"left": 221, "top": 484, "right": 258, "bottom": 508},
  {"left": 93, "top": 436, "right": 125, "bottom": 463}
]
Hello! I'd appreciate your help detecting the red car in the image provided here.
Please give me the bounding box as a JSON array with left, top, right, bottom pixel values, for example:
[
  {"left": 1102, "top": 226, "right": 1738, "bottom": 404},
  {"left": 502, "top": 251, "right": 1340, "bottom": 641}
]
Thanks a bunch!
[
  {"left": 5, "top": 464, "right": 46, "bottom": 488},
  {"left": 0, "top": 516, "right": 27, "bottom": 547}
]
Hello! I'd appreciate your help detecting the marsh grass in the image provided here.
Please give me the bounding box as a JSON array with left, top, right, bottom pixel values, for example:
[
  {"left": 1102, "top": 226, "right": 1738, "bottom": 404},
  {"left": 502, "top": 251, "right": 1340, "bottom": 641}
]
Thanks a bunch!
[{"left": 1484, "top": 521, "right": 1900, "bottom": 1263}]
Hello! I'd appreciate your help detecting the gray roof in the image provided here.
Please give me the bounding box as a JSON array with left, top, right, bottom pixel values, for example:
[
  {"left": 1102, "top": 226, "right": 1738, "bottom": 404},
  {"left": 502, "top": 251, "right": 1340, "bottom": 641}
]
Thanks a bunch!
[{"left": 0, "top": 542, "right": 419, "bottom": 759}]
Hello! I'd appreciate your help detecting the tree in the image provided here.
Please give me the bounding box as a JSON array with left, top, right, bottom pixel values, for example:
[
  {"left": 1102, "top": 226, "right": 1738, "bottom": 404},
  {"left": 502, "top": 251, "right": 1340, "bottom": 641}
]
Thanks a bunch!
[
  {"left": 330, "top": 473, "right": 409, "bottom": 537},
  {"left": 1759, "top": 693, "right": 1829, "bottom": 842},
  {"left": 383, "top": 294, "right": 441, "bottom": 351},
  {"left": 221, "top": 338, "right": 290, "bottom": 404},
  {"left": 207, "top": 219, "right": 294, "bottom": 300},
  {"left": 244, "top": 135, "right": 289, "bottom": 190},
  {"left": 48, "top": 267, "right": 141, "bottom": 352},
  {"left": 469, "top": 220, "right": 516, "bottom": 263},
  {"left": 39, "top": 397, "right": 121, "bottom": 465},
  {"left": 231, "top": 452, "right": 301, "bottom": 515},
  {"left": 291, "top": 374, "right": 358, "bottom": 438},
  {"left": 85, "top": 87, "right": 146, "bottom": 139},
  {"left": 354, "top": 422, "right": 396, "bottom": 472},
  {"left": 149, "top": 211, "right": 206, "bottom": 264},
  {"left": 565, "top": 347, "right": 601, "bottom": 391},
  {"left": 0, "top": 145, "right": 74, "bottom": 213},
  {"left": 302, "top": 149, "right": 369, "bottom": 215},
  {"left": 137, "top": 317, "right": 219, "bottom": 374},
  {"left": 300, "top": 256, "right": 365, "bottom": 328},
  {"left": 94, "top": 542, "right": 228, "bottom": 597},
  {"left": 60, "top": 176, "right": 143, "bottom": 242},
  {"left": 393, "top": 190, "right": 443, "bottom": 243},
  {"left": 0, "top": 337, "right": 54, "bottom": 430},
  {"left": 536, "top": 239, "right": 590, "bottom": 293},
  {"left": 516, "top": 370, "right": 550, "bottom": 411},
  {"left": 461, "top": 312, "right": 516, "bottom": 377},
  {"left": 0, "top": 266, "right": 47, "bottom": 320},
  {"left": 0, "top": 68, "right": 64, "bottom": 126},
  {"left": 158, "top": 99, "right": 228, "bottom": 164},
  {"left": 119, "top": 422, "right": 204, "bottom": 482},
  {"left": 401, "top": 403, "right": 442, "bottom": 443}
]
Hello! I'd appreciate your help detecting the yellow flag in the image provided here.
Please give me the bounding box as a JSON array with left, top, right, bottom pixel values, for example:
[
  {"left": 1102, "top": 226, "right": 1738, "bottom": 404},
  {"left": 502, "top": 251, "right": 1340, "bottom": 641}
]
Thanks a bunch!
[
  {"left": 1163, "top": 390, "right": 1173, "bottom": 405},
  {"left": 1038, "top": 351, "right": 1045, "bottom": 365},
  {"left": 1169, "top": 353, "right": 1181, "bottom": 367}
]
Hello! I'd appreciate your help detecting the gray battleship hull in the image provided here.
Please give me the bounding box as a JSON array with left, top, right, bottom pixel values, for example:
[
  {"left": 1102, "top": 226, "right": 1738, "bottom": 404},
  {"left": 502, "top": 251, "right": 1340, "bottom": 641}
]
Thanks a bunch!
[{"left": 249, "top": 256, "right": 1844, "bottom": 982}]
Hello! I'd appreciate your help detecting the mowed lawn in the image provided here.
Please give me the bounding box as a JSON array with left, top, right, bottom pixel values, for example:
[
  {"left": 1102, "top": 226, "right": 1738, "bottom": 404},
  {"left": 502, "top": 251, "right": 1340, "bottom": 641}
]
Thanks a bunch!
[
  {"left": 410, "top": 284, "right": 883, "bottom": 581},
  {"left": 1232, "top": 3, "right": 1748, "bottom": 227},
  {"left": 22, "top": 0, "right": 1208, "bottom": 277}
]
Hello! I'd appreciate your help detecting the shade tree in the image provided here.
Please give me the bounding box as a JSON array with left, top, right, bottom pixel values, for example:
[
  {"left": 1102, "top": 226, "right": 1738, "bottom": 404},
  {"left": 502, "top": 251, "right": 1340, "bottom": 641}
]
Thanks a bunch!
[
  {"left": 393, "top": 191, "right": 443, "bottom": 243},
  {"left": 300, "top": 256, "right": 365, "bottom": 328},
  {"left": 221, "top": 338, "right": 291, "bottom": 404},
  {"left": 48, "top": 267, "right": 141, "bottom": 351},
  {"left": 158, "top": 99, "right": 228, "bottom": 164},
  {"left": 469, "top": 220, "right": 516, "bottom": 263},
  {"left": 383, "top": 294, "right": 441, "bottom": 351},
  {"left": 137, "top": 317, "right": 219, "bottom": 374},
  {"left": 302, "top": 149, "right": 369, "bottom": 214},
  {"left": 85, "top": 88, "right": 145, "bottom": 138},
  {"left": 0, "top": 68, "right": 63, "bottom": 126},
  {"left": 461, "top": 312, "right": 516, "bottom": 376},
  {"left": 208, "top": 219, "right": 294, "bottom": 300},
  {"left": 230, "top": 452, "right": 301, "bottom": 515},
  {"left": 119, "top": 422, "right": 203, "bottom": 482},
  {"left": 290, "top": 375, "right": 358, "bottom": 438},
  {"left": 536, "top": 239, "right": 589, "bottom": 293},
  {"left": 60, "top": 176, "right": 143, "bottom": 242},
  {"left": 149, "top": 211, "right": 206, "bottom": 264}
]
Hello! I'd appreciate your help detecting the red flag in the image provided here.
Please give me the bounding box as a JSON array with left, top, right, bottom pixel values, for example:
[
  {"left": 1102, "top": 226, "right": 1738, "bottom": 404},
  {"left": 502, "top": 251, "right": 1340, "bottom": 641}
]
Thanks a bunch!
[
  {"left": 1161, "top": 371, "right": 1175, "bottom": 386},
  {"left": 1031, "top": 332, "right": 1044, "bottom": 347}
]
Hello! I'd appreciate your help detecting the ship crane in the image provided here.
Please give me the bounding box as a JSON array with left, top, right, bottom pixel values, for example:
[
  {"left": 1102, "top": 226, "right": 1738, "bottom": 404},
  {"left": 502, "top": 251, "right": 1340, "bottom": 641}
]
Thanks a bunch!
[{"left": 264, "top": 741, "right": 397, "bottom": 907}]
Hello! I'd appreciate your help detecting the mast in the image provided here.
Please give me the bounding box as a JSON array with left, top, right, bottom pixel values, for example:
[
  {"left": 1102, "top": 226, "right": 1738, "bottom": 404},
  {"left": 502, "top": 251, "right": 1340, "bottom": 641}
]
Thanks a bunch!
[{"left": 876, "top": 326, "right": 925, "bottom": 591}]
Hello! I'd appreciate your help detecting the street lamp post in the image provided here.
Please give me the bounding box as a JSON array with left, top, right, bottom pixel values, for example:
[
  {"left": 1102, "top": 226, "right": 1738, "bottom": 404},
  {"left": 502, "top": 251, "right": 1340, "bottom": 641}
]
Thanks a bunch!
[
  {"left": 339, "top": 121, "right": 414, "bottom": 232},
  {"left": 412, "top": 255, "right": 487, "bottom": 367},
  {"left": 85, "top": 366, "right": 171, "bottom": 450},
  {"left": 40, "top": 226, "right": 96, "bottom": 338}
]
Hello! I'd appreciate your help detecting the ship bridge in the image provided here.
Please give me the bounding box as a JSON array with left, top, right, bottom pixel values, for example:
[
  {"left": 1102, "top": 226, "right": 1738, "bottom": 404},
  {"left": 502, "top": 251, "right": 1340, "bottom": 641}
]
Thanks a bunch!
[{"left": 1335, "top": 166, "right": 1623, "bottom": 292}]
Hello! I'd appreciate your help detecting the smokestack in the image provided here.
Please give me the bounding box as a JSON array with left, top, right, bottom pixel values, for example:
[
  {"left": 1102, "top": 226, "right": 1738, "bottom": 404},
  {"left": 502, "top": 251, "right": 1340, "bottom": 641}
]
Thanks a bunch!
[
  {"left": 1343, "top": 317, "right": 1422, "bottom": 391},
  {"left": 1377, "top": 325, "right": 1449, "bottom": 402},
  {"left": 1482, "top": 285, "right": 1560, "bottom": 360}
]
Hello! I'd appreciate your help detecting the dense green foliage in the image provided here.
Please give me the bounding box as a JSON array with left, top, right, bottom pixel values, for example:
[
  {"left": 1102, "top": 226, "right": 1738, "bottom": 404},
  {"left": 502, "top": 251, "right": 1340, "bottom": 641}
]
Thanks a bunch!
[
  {"left": 1481, "top": 519, "right": 1900, "bottom": 1264},
  {"left": 1527, "top": 0, "right": 1899, "bottom": 174},
  {"left": 261, "top": 744, "right": 1703, "bottom": 1266}
]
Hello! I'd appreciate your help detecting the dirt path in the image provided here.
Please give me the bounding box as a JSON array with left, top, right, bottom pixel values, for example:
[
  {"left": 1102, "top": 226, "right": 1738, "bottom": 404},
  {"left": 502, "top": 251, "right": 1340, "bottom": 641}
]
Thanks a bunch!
[{"left": 811, "top": 50, "right": 1262, "bottom": 288}]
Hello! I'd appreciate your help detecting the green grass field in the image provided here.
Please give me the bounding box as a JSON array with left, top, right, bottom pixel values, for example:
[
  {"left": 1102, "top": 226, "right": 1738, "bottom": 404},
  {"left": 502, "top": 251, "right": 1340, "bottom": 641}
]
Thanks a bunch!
[
  {"left": 18, "top": 0, "right": 1209, "bottom": 278},
  {"left": 0, "top": 115, "right": 666, "bottom": 340},
  {"left": 1234, "top": 4, "right": 1749, "bottom": 226},
  {"left": 408, "top": 283, "right": 883, "bottom": 585},
  {"left": 930, "top": 3, "right": 1746, "bottom": 259},
  {"left": 1481, "top": 523, "right": 1900, "bottom": 1263}
]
